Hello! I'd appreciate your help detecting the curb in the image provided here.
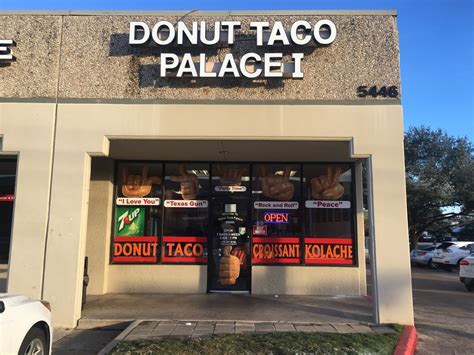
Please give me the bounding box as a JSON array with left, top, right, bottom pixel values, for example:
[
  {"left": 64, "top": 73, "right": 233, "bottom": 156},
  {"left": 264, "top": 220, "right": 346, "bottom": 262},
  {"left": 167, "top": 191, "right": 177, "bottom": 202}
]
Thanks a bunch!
[
  {"left": 97, "top": 319, "right": 388, "bottom": 354},
  {"left": 394, "top": 326, "right": 417, "bottom": 355},
  {"left": 98, "top": 320, "right": 142, "bottom": 355}
]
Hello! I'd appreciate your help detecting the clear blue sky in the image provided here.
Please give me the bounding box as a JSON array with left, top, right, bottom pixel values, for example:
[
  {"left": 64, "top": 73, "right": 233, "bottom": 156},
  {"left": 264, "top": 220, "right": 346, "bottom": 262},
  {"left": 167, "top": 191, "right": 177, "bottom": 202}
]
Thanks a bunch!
[{"left": 1, "top": 0, "right": 473, "bottom": 140}]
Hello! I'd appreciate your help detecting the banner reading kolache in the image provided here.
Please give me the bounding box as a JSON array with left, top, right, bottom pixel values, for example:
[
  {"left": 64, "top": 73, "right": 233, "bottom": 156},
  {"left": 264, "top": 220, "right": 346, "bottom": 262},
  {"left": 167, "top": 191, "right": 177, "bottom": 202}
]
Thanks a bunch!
[{"left": 129, "top": 19, "right": 337, "bottom": 78}]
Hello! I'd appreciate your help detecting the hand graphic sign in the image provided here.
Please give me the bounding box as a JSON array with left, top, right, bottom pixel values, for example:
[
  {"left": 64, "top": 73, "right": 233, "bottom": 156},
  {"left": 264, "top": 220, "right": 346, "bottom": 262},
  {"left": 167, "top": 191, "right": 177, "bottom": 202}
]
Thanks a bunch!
[
  {"left": 170, "top": 165, "right": 200, "bottom": 200},
  {"left": 215, "top": 165, "right": 244, "bottom": 186},
  {"left": 311, "top": 166, "right": 345, "bottom": 200},
  {"left": 261, "top": 166, "right": 295, "bottom": 201},
  {"left": 219, "top": 246, "right": 241, "bottom": 285},
  {"left": 121, "top": 166, "right": 161, "bottom": 198}
]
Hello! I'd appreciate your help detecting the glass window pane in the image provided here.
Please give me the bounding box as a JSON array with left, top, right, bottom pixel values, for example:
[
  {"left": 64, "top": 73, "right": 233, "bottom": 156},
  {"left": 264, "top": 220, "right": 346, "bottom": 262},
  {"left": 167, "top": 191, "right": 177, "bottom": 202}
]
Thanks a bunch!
[
  {"left": 112, "top": 162, "right": 162, "bottom": 264},
  {"left": 251, "top": 164, "right": 301, "bottom": 265},
  {"left": 303, "top": 164, "right": 355, "bottom": 265},
  {"left": 162, "top": 163, "right": 210, "bottom": 264}
]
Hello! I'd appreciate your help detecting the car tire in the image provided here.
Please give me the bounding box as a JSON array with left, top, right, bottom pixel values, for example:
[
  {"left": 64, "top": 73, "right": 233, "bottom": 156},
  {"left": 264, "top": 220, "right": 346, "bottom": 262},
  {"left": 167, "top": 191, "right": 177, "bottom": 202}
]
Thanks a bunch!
[
  {"left": 428, "top": 259, "right": 439, "bottom": 269},
  {"left": 18, "top": 326, "right": 47, "bottom": 355},
  {"left": 464, "top": 280, "right": 474, "bottom": 292}
]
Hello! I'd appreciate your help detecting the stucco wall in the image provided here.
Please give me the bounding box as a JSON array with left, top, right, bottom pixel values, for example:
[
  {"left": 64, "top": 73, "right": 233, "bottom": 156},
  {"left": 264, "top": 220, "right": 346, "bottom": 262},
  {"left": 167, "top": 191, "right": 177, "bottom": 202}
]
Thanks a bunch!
[
  {"left": 1, "top": 11, "right": 400, "bottom": 101},
  {"left": 84, "top": 155, "right": 366, "bottom": 297},
  {"left": 32, "top": 103, "right": 412, "bottom": 327},
  {"left": 1, "top": 12, "right": 411, "bottom": 328},
  {"left": 0, "top": 103, "right": 55, "bottom": 299}
]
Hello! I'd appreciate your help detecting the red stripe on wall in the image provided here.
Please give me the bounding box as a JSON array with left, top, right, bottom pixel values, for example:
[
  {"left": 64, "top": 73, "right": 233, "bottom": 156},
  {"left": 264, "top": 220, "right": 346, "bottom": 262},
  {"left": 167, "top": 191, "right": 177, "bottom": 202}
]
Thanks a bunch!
[
  {"left": 161, "top": 256, "right": 207, "bottom": 263},
  {"left": 252, "top": 258, "right": 300, "bottom": 264},
  {"left": 304, "top": 238, "right": 352, "bottom": 245},
  {"left": 0, "top": 194, "right": 14, "bottom": 202},
  {"left": 252, "top": 237, "right": 300, "bottom": 244},
  {"left": 114, "top": 236, "right": 159, "bottom": 243},
  {"left": 305, "top": 258, "right": 353, "bottom": 265},
  {"left": 113, "top": 256, "right": 157, "bottom": 263},
  {"left": 163, "top": 236, "right": 207, "bottom": 243}
]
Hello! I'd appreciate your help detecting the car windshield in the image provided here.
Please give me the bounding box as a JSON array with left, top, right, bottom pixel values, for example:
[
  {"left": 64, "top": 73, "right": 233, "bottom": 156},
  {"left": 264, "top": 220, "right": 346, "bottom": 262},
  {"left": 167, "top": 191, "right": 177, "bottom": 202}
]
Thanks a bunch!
[
  {"left": 460, "top": 243, "right": 474, "bottom": 250},
  {"left": 436, "top": 242, "right": 454, "bottom": 250}
]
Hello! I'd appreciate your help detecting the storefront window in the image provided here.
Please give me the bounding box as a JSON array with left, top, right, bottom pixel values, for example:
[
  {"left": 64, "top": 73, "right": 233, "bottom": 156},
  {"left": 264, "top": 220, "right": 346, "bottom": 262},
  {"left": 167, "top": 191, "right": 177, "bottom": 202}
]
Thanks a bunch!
[
  {"left": 110, "top": 161, "right": 357, "bottom": 267},
  {"left": 112, "top": 162, "right": 162, "bottom": 264},
  {"left": 251, "top": 164, "right": 302, "bottom": 264},
  {"left": 303, "top": 164, "right": 355, "bottom": 265},
  {"left": 162, "top": 163, "right": 209, "bottom": 264}
]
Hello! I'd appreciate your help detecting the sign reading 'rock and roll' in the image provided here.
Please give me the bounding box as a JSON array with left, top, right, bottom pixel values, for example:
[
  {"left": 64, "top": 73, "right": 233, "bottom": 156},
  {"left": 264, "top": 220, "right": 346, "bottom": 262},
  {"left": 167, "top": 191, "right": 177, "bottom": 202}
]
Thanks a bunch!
[{"left": 129, "top": 20, "right": 336, "bottom": 78}]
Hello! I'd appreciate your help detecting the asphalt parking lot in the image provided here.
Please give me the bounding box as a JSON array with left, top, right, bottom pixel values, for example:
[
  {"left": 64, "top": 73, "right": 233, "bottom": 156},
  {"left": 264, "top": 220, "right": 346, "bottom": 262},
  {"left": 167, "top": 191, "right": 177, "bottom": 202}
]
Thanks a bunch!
[
  {"left": 411, "top": 266, "right": 474, "bottom": 354},
  {"left": 52, "top": 266, "right": 474, "bottom": 354}
]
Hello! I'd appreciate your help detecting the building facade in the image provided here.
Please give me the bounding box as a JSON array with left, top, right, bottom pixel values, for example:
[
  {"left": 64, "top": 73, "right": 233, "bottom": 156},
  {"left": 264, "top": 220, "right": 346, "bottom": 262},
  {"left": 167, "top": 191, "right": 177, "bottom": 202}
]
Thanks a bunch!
[{"left": 0, "top": 10, "right": 413, "bottom": 328}]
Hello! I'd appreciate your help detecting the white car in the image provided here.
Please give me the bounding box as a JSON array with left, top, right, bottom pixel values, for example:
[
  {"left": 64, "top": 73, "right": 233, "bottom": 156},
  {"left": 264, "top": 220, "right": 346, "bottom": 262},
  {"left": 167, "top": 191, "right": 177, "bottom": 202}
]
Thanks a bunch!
[
  {"left": 410, "top": 245, "right": 438, "bottom": 268},
  {"left": 0, "top": 294, "right": 52, "bottom": 355},
  {"left": 459, "top": 253, "right": 474, "bottom": 291},
  {"left": 432, "top": 242, "right": 474, "bottom": 269}
]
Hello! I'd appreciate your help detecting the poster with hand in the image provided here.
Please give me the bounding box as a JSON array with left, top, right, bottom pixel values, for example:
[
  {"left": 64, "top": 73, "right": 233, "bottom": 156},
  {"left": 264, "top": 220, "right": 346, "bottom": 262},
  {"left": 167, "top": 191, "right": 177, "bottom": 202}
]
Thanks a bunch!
[
  {"left": 310, "top": 166, "right": 345, "bottom": 200},
  {"left": 170, "top": 164, "right": 200, "bottom": 200},
  {"left": 260, "top": 166, "right": 295, "bottom": 201},
  {"left": 121, "top": 165, "right": 161, "bottom": 198}
]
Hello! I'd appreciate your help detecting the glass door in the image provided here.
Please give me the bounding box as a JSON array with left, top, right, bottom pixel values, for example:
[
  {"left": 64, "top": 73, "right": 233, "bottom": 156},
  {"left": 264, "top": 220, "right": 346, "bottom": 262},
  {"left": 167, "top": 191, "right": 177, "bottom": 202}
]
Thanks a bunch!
[{"left": 208, "top": 164, "right": 251, "bottom": 292}]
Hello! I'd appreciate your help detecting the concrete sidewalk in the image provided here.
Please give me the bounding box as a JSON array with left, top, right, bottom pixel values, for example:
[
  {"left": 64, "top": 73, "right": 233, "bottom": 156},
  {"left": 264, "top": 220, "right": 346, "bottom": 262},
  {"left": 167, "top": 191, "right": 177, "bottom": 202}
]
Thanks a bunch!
[
  {"left": 81, "top": 293, "right": 373, "bottom": 325},
  {"left": 98, "top": 319, "right": 396, "bottom": 354},
  {"left": 121, "top": 320, "right": 393, "bottom": 340}
]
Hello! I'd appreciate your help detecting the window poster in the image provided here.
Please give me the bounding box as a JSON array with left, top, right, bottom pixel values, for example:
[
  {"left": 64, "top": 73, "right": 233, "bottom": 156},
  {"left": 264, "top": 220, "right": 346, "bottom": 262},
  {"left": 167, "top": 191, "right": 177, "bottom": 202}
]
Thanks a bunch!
[
  {"left": 251, "top": 164, "right": 302, "bottom": 265},
  {"left": 303, "top": 164, "right": 355, "bottom": 265},
  {"left": 162, "top": 164, "right": 209, "bottom": 264},
  {"left": 112, "top": 163, "right": 162, "bottom": 264}
]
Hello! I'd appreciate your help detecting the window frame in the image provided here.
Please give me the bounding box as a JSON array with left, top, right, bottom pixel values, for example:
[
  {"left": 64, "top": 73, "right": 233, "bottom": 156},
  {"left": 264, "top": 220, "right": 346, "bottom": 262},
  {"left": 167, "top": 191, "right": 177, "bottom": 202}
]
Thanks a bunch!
[{"left": 109, "top": 160, "right": 359, "bottom": 268}]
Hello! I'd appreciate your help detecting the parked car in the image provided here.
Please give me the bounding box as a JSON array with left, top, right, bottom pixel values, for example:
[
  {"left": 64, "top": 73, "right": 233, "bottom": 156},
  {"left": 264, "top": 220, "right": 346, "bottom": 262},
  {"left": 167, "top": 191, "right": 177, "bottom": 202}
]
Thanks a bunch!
[
  {"left": 459, "top": 253, "right": 474, "bottom": 291},
  {"left": 410, "top": 245, "right": 438, "bottom": 268},
  {"left": 0, "top": 294, "right": 52, "bottom": 354},
  {"left": 432, "top": 242, "right": 474, "bottom": 269}
]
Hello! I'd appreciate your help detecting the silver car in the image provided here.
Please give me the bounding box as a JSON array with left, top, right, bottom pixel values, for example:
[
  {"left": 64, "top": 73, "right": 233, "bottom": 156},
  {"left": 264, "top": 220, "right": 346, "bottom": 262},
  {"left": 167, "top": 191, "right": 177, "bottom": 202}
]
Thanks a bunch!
[{"left": 410, "top": 246, "right": 438, "bottom": 268}]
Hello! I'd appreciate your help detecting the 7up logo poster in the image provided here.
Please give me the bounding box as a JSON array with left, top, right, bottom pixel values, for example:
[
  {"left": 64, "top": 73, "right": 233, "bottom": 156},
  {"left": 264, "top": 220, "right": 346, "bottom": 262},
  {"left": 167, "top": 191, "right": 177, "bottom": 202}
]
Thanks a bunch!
[{"left": 115, "top": 207, "right": 145, "bottom": 236}]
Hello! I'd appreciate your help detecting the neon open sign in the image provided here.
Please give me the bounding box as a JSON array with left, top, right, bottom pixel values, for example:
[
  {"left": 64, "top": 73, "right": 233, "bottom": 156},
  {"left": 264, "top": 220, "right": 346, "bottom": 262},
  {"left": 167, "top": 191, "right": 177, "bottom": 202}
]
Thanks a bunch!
[{"left": 263, "top": 211, "right": 289, "bottom": 224}]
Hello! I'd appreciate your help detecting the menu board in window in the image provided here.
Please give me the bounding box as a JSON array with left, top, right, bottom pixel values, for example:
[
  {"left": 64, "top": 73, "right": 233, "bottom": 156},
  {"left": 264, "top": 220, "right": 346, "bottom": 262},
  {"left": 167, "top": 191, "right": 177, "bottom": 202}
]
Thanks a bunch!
[
  {"left": 303, "top": 164, "right": 355, "bottom": 265},
  {"left": 112, "top": 163, "right": 162, "bottom": 263},
  {"left": 251, "top": 164, "right": 302, "bottom": 265},
  {"left": 162, "top": 163, "right": 209, "bottom": 264}
]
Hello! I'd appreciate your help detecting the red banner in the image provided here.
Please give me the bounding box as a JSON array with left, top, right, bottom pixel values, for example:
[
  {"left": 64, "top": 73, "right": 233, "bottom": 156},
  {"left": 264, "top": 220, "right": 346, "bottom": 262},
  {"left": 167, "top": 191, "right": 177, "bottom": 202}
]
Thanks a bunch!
[
  {"left": 252, "top": 237, "right": 301, "bottom": 264},
  {"left": 304, "top": 238, "right": 354, "bottom": 265},
  {"left": 162, "top": 236, "right": 207, "bottom": 263},
  {"left": 113, "top": 236, "right": 159, "bottom": 263},
  {"left": 0, "top": 194, "right": 14, "bottom": 202}
]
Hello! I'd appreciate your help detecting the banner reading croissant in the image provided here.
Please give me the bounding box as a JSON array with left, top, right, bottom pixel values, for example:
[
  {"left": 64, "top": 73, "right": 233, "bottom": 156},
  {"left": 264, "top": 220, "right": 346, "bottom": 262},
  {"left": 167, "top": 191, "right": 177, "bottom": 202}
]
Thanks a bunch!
[{"left": 252, "top": 237, "right": 301, "bottom": 264}]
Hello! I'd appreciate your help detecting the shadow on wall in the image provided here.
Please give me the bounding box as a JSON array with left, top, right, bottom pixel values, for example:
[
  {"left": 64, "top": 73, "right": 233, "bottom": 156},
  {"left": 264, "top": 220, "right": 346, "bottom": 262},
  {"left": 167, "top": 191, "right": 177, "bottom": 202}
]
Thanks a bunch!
[
  {"left": 0, "top": 266, "right": 8, "bottom": 292},
  {"left": 108, "top": 33, "right": 317, "bottom": 89}
]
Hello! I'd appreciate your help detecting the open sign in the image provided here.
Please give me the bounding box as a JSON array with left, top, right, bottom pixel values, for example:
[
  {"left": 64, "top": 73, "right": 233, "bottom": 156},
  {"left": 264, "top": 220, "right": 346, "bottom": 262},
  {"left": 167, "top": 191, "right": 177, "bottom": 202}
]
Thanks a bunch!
[{"left": 263, "top": 211, "right": 289, "bottom": 224}]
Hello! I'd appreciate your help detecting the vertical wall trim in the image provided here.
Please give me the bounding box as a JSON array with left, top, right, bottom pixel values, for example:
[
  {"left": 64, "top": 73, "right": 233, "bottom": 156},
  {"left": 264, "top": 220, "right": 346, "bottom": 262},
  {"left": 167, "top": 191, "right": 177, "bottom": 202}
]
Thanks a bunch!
[
  {"left": 40, "top": 15, "right": 64, "bottom": 299},
  {"left": 366, "top": 156, "right": 380, "bottom": 324}
]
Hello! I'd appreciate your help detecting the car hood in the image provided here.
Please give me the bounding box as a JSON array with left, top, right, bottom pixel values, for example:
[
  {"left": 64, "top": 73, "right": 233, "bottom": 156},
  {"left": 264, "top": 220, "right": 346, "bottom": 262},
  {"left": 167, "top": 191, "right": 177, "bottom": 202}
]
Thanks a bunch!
[{"left": 0, "top": 293, "right": 32, "bottom": 307}]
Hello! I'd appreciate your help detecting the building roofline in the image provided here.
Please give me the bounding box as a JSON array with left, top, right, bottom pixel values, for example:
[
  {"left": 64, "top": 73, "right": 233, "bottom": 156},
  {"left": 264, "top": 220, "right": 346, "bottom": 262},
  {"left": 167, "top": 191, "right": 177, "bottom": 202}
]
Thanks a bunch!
[{"left": 0, "top": 9, "right": 397, "bottom": 16}]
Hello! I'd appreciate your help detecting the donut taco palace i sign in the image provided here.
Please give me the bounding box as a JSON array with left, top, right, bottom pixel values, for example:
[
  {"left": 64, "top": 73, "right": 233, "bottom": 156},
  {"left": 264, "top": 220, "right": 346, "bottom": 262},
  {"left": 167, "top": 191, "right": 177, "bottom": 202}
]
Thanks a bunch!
[
  {"left": 129, "top": 20, "right": 337, "bottom": 78},
  {"left": 0, "top": 39, "right": 15, "bottom": 64}
]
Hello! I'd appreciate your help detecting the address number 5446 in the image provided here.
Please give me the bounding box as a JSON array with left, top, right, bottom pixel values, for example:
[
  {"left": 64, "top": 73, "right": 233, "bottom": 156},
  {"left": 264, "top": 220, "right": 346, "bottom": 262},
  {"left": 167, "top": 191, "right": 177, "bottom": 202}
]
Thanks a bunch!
[{"left": 356, "top": 85, "right": 398, "bottom": 98}]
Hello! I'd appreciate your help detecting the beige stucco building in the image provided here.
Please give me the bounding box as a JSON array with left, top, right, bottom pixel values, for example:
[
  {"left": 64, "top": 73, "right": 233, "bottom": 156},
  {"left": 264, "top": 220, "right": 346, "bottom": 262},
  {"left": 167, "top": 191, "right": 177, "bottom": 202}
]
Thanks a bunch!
[{"left": 0, "top": 10, "right": 413, "bottom": 328}]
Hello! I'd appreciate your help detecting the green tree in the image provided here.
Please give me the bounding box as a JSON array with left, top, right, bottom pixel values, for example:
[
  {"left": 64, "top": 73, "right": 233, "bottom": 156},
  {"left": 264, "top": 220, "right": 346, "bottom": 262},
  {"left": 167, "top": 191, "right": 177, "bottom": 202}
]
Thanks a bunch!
[{"left": 404, "top": 127, "right": 474, "bottom": 248}]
